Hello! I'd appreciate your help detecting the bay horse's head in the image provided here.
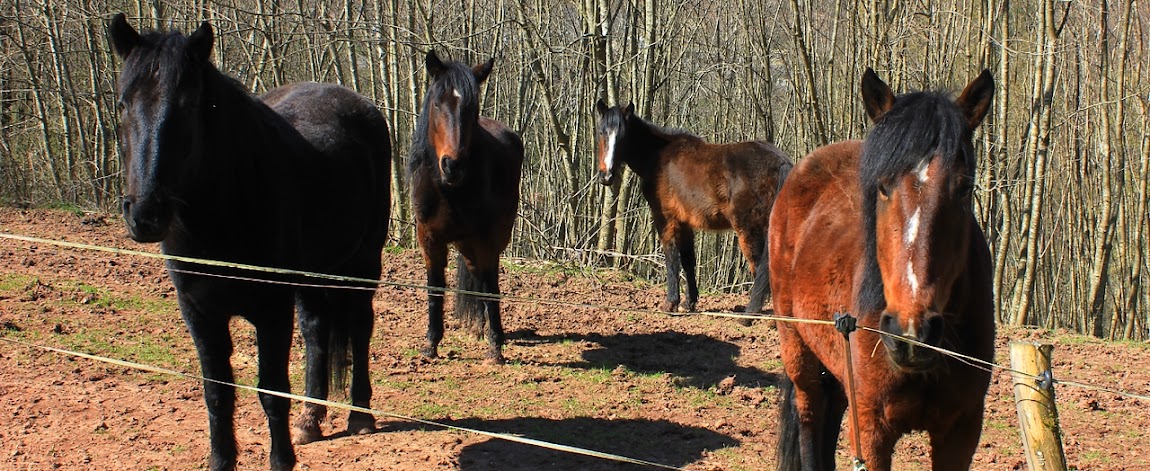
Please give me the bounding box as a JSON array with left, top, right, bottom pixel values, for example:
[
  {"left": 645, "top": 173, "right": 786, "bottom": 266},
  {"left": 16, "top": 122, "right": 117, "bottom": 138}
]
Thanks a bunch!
[
  {"left": 422, "top": 50, "right": 493, "bottom": 186},
  {"left": 109, "top": 14, "right": 214, "bottom": 243},
  {"left": 858, "top": 68, "right": 994, "bottom": 372},
  {"left": 592, "top": 100, "right": 634, "bottom": 185}
]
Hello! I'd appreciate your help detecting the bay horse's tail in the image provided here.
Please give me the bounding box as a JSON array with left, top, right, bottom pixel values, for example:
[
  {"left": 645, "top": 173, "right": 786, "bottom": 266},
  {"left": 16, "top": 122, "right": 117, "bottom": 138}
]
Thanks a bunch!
[
  {"left": 777, "top": 374, "right": 802, "bottom": 471},
  {"left": 453, "top": 252, "right": 488, "bottom": 337}
]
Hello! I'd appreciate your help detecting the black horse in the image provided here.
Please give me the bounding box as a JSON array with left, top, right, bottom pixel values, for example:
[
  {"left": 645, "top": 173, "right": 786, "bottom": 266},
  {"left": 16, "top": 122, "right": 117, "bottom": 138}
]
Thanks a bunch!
[
  {"left": 109, "top": 14, "right": 391, "bottom": 471},
  {"left": 409, "top": 50, "right": 524, "bottom": 365}
]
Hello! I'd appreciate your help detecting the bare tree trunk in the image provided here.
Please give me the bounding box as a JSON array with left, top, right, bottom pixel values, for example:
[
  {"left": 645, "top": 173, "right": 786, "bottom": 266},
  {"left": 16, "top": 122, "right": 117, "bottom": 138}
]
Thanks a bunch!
[{"left": 1011, "top": 0, "right": 1068, "bottom": 326}]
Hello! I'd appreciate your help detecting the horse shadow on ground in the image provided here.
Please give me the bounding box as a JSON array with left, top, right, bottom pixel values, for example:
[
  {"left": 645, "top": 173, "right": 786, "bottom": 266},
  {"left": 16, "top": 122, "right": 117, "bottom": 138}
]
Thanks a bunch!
[
  {"left": 374, "top": 416, "right": 737, "bottom": 470},
  {"left": 508, "top": 329, "right": 780, "bottom": 390}
]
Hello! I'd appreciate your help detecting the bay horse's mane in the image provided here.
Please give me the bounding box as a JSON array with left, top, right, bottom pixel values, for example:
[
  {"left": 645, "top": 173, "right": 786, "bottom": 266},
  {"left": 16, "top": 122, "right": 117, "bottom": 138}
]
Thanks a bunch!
[
  {"left": 856, "top": 90, "right": 976, "bottom": 315},
  {"left": 627, "top": 112, "right": 706, "bottom": 144}
]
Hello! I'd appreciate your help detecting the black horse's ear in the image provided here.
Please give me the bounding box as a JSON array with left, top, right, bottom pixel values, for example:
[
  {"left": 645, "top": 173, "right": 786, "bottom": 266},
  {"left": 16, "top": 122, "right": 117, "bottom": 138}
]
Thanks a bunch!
[
  {"left": 425, "top": 50, "right": 445, "bottom": 77},
  {"left": 956, "top": 69, "right": 994, "bottom": 130},
  {"left": 623, "top": 102, "right": 634, "bottom": 116},
  {"left": 861, "top": 68, "right": 895, "bottom": 122},
  {"left": 108, "top": 13, "right": 140, "bottom": 59},
  {"left": 595, "top": 99, "right": 609, "bottom": 116},
  {"left": 186, "top": 20, "right": 214, "bottom": 64},
  {"left": 473, "top": 58, "right": 494, "bottom": 84}
]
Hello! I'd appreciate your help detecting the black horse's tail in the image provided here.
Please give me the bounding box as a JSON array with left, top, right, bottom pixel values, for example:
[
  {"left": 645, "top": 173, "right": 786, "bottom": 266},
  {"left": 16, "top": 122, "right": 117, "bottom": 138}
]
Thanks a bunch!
[
  {"left": 328, "top": 316, "right": 351, "bottom": 393},
  {"left": 453, "top": 252, "right": 487, "bottom": 337},
  {"left": 776, "top": 158, "right": 794, "bottom": 195},
  {"left": 777, "top": 374, "right": 802, "bottom": 471}
]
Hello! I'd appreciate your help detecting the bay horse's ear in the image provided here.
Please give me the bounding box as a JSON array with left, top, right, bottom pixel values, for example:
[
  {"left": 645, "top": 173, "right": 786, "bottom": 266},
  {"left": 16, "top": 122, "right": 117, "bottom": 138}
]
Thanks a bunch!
[
  {"left": 595, "top": 99, "right": 609, "bottom": 116},
  {"left": 108, "top": 13, "right": 140, "bottom": 60},
  {"left": 623, "top": 102, "right": 634, "bottom": 117},
  {"left": 473, "top": 58, "right": 494, "bottom": 84},
  {"left": 861, "top": 67, "right": 895, "bottom": 122},
  {"left": 186, "top": 20, "right": 214, "bottom": 64},
  {"left": 425, "top": 50, "right": 446, "bottom": 77},
  {"left": 956, "top": 69, "right": 995, "bottom": 130}
]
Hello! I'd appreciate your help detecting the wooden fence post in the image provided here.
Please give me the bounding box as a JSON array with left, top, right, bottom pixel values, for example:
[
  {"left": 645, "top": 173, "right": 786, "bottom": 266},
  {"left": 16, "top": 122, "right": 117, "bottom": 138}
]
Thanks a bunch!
[{"left": 1010, "top": 342, "right": 1069, "bottom": 471}]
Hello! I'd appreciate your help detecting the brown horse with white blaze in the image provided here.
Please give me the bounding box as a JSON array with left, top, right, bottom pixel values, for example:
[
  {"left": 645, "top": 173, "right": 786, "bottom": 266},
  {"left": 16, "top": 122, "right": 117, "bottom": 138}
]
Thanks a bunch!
[
  {"left": 409, "top": 51, "right": 524, "bottom": 365},
  {"left": 594, "top": 101, "right": 792, "bottom": 317},
  {"left": 770, "top": 69, "right": 996, "bottom": 470}
]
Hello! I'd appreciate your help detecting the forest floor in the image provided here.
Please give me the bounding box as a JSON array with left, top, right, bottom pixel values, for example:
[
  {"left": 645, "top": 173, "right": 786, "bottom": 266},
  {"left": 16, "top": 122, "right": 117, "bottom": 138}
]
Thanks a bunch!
[{"left": 0, "top": 207, "right": 1148, "bottom": 470}]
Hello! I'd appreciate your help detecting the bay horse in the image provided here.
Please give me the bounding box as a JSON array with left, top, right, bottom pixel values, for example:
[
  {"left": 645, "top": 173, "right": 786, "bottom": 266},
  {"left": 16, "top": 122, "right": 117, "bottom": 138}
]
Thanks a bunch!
[
  {"left": 769, "top": 68, "right": 996, "bottom": 471},
  {"left": 593, "top": 101, "right": 792, "bottom": 317},
  {"left": 409, "top": 50, "right": 524, "bottom": 365},
  {"left": 109, "top": 14, "right": 390, "bottom": 471}
]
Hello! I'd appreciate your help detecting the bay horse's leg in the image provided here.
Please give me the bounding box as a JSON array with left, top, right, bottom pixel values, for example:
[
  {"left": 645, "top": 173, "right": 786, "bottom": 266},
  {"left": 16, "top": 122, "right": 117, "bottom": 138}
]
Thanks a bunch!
[
  {"left": 252, "top": 315, "right": 297, "bottom": 471},
  {"left": 741, "top": 232, "right": 771, "bottom": 315},
  {"left": 292, "top": 289, "right": 330, "bottom": 445},
  {"left": 855, "top": 408, "right": 898, "bottom": 471},
  {"left": 345, "top": 287, "right": 377, "bottom": 434},
  {"left": 678, "top": 228, "right": 698, "bottom": 312},
  {"left": 780, "top": 328, "right": 837, "bottom": 471},
  {"left": 928, "top": 412, "right": 984, "bottom": 471},
  {"left": 181, "top": 310, "right": 238, "bottom": 471},
  {"left": 480, "top": 261, "right": 505, "bottom": 364},
  {"left": 658, "top": 220, "right": 682, "bottom": 312},
  {"left": 419, "top": 234, "right": 449, "bottom": 359}
]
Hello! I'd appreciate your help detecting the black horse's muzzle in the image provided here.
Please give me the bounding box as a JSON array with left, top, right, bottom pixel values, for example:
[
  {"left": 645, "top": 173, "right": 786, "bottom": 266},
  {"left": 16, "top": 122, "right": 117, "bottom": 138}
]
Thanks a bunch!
[{"left": 121, "top": 195, "right": 170, "bottom": 243}]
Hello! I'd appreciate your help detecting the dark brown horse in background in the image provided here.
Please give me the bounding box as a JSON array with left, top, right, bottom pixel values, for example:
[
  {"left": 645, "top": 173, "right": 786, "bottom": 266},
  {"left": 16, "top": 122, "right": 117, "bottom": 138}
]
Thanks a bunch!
[
  {"left": 593, "top": 101, "right": 792, "bottom": 317},
  {"left": 109, "top": 14, "right": 390, "bottom": 471},
  {"left": 410, "top": 51, "right": 524, "bottom": 365},
  {"left": 769, "top": 69, "right": 996, "bottom": 470}
]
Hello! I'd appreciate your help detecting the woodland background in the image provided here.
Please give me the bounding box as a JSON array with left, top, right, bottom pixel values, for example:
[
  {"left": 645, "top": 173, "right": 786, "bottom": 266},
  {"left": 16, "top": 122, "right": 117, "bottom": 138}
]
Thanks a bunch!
[{"left": 1, "top": 0, "right": 1147, "bottom": 340}]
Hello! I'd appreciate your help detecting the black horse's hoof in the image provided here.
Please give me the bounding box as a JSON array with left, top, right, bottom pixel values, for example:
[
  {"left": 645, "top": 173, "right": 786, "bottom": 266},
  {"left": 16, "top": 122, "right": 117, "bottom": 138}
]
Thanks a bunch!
[
  {"left": 347, "top": 411, "right": 376, "bottom": 435},
  {"left": 420, "top": 344, "right": 439, "bottom": 359}
]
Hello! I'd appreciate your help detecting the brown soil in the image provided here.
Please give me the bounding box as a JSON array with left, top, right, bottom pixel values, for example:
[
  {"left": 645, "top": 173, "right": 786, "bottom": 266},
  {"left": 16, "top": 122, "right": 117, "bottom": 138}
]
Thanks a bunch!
[{"left": 1, "top": 207, "right": 1147, "bottom": 470}]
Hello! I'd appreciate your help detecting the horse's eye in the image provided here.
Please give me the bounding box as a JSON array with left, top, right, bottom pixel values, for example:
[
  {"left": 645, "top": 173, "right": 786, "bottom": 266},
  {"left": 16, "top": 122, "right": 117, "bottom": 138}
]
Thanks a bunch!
[{"left": 876, "top": 180, "right": 890, "bottom": 199}]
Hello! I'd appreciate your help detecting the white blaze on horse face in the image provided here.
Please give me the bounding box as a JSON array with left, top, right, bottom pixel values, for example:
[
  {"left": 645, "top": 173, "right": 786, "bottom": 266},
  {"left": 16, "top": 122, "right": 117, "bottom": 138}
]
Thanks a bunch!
[
  {"left": 604, "top": 129, "right": 619, "bottom": 174},
  {"left": 905, "top": 205, "right": 922, "bottom": 297}
]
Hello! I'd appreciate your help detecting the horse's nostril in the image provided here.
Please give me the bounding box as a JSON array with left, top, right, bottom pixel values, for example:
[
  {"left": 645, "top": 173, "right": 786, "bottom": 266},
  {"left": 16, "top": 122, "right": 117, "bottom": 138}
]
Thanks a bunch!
[
  {"left": 923, "top": 313, "right": 945, "bottom": 346},
  {"left": 879, "top": 312, "right": 900, "bottom": 336}
]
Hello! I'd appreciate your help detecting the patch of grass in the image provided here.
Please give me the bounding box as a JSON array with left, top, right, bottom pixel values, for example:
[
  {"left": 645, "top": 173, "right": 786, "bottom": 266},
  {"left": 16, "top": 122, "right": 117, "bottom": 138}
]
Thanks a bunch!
[
  {"left": 1079, "top": 449, "right": 1110, "bottom": 464},
  {"left": 0, "top": 273, "right": 38, "bottom": 292},
  {"left": 56, "top": 280, "right": 177, "bottom": 313},
  {"left": 413, "top": 402, "right": 452, "bottom": 418}
]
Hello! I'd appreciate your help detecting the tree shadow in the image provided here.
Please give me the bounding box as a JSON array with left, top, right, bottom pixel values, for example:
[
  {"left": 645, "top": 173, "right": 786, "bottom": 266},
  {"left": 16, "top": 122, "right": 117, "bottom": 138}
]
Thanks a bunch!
[
  {"left": 508, "top": 329, "right": 779, "bottom": 390},
  {"left": 374, "top": 416, "right": 738, "bottom": 470}
]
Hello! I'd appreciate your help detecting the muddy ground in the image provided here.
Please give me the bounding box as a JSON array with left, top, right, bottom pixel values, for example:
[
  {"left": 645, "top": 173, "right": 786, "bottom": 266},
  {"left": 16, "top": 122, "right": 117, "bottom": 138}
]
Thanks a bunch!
[{"left": 1, "top": 207, "right": 1147, "bottom": 470}]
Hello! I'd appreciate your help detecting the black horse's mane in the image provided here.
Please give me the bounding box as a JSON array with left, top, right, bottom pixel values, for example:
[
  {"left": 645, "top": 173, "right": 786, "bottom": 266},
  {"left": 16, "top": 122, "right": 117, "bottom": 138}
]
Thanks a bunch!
[
  {"left": 855, "top": 91, "right": 975, "bottom": 315},
  {"left": 409, "top": 58, "right": 483, "bottom": 172},
  {"left": 120, "top": 30, "right": 248, "bottom": 102}
]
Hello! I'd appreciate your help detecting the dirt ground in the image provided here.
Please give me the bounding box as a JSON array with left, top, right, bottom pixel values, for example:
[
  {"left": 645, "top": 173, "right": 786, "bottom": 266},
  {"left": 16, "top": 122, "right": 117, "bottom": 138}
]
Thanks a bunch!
[{"left": 0, "top": 207, "right": 1147, "bottom": 470}]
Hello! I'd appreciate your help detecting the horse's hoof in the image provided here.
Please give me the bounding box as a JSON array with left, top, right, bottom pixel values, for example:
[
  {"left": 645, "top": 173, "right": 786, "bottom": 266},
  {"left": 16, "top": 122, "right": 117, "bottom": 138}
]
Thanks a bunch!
[
  {"left": 483, "top": 350, "right": 506, "bottom": 365},
  {"left": 738, "top": 317, "right": 754, "bottom": 327},
  {"left": 292, "top": 423, "right": 322, "bottom": 445},
  {"left": 420, "top": 345, "right": 439, "bottom": 359},
  {"left": 347, "top": 411, "right": 376, "bottom": 435},
  {"left": 682, "top": 301, "right": 697, "bottom": 313},
  {"left": 661, "top": 301, "right": 679, "bottom": 313},
  {"left": 292, "top": 403, "right": 326, "bottom": 445}
]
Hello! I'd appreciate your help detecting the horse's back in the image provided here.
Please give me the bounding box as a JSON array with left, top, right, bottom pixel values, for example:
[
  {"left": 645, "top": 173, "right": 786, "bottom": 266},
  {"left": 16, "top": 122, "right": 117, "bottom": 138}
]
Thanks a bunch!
[
  {"left": 262, "top": 82, "right": 392, "bottom": 271},
  {"left": 769, "top": 140, "right": 864, "bottom": 320}
]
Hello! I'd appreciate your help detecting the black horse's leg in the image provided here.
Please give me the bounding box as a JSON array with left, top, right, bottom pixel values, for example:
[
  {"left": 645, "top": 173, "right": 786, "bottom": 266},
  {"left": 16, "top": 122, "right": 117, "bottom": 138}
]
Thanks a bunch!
[
  {"left": 345, "top": 288, "right": 377, "bottom": 434},
  {"left": 480, "top": 264, "right": 505, "bottom": 364},
  {"left": 252, "top": 315, "right": 297, "bottom": 471},
  {"left": 420, "top": 240, "right": 449, "bottom": 359},
  {"left": 678, "top": 228, "right": 698, "bottom": 312},
  {"left": 181, "top": 310, "right": 238, "bottom": 471},
  {"left": 292, "top": 289, "right": 329, "bottom": 445},
  {"left": 658, "top": 221, "right": 682, "bottom": 313}
]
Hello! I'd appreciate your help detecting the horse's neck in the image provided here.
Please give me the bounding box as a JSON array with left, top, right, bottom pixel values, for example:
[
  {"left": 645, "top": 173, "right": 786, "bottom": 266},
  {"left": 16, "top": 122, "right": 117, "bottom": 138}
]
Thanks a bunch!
[{"left": 621, "top": 118, "right": 674, "bottom": 178}]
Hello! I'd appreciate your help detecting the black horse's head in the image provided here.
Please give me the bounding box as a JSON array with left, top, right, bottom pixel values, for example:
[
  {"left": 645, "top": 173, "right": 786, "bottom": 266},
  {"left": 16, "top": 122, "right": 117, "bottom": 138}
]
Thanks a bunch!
[
  {"left": 592, "top": 100, "right": 633, "bottom": 186},
  {"left": 108, "top": 13, "right": 214, "bottom": 242},
  {"left": 422, "top": 50, "right": 492, "bottom": 186}
]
